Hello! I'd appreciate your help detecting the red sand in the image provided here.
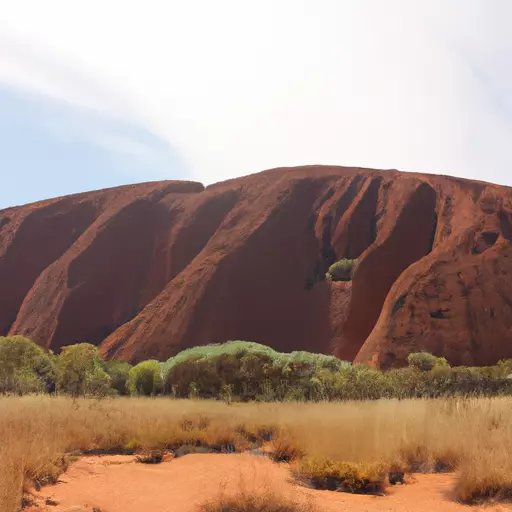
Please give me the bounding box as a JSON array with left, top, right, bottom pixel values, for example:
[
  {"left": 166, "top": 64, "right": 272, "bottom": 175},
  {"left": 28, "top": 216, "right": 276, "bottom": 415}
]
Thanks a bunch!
[
  {"left": 2, "top": 166, "right": 512, "bottom": 367},
  {"left": 28, "top": 454, "right": 512, "bottom": 512}
]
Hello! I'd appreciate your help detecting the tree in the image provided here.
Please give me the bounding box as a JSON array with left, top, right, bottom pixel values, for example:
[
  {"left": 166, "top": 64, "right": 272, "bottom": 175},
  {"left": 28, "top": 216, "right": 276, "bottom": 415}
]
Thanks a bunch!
[
  {"left": 0, "top": 336, "right": 56, "bottom": 394},
  {"left": 57, "top": 343, "right": 111, "bottom": 397},
  {"left": 105, "top": 360, "right": 132, "bottom": 395},
  {"left": 127, "top": 360, "right": 163, "bottom": 396}
]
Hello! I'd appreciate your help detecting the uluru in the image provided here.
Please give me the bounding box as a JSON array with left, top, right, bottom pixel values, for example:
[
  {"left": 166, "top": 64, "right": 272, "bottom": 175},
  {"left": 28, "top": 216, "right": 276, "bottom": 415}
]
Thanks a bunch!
[{"left": 1, "top": 165, "right": 512, "bottom": 368}]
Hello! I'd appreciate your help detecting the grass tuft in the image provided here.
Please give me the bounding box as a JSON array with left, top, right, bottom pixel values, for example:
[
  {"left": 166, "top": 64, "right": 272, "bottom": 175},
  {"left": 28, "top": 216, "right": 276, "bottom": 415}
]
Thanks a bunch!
[
  {"left": 294, "top": 457, "right": 387, "bottom": 494},
  {"left": 269, "top": 434, "right": 305, "bottom": 463},
  {"left": 200, "top": 486, "right": 316, "bottom": 512},
  {"left": 200, "top": 492, "right": 314, "bottom": 512},
  {"left": 454, "top": 451, "right": 512, "bottom": 504},
  {"left": 396, "top": 443, "right": 459, "bottom": 473}
]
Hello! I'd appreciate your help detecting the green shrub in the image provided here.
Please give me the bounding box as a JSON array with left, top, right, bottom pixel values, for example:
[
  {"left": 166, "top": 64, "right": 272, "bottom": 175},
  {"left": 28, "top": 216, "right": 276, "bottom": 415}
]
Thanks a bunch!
[
  {"left": 326, "top": 259, "right": 358, "bottom": 282},
  {"left": 57, "top": 343, "right": 111, "bottom": 397},
  {"left": 127, "top": 360, "right": 163, "bottom": 396},
  {"left": 3, "top": 336, "right": 512, "bottom": 402},
  {"left": 163, "top": 343, "right": 512, "bottom": 402},
  {"left": 164, "top": 342, "right": 280, "bottom": 400},
  {"left": 105, "top": 360, "right": 132, "bottom": 395},
  {"left": 220, "top": 383, "right": 233, "bottom": 404},
  {"left": 164, "top": 341, "right": 278, "bottom": 371},
  {"left": 0, "top": 336, "right": 56, "bottom": 394},
  {"left": 164, "top": 341, "right": 354, "bottom": 401},
  {"left": 497, "top": 359, "right": 512, "bottom": 377},
  {"left": 407, "top": 352, "right": 449, "bottom": 372}
]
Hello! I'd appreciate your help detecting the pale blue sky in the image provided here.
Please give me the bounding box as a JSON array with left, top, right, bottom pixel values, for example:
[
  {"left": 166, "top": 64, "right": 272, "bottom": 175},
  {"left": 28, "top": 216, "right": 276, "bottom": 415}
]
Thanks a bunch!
[
  {"left": 0, "top": 87, "right": 188, "bottom": 207},
  {"left": 0, "top": 0, "right": 511, "bottom": 209}
]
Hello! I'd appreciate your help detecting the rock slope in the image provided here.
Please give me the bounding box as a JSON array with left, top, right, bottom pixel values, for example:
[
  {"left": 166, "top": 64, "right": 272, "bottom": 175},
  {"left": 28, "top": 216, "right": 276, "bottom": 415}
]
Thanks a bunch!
[{"left": 1, "top": 166, "right": 511, "bottom": 367}]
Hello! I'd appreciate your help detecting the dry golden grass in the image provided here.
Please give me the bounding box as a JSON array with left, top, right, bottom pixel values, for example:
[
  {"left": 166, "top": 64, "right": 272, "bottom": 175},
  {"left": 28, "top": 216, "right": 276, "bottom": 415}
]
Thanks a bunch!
[
  {"left": 294, "top": 457, "right": 387, "bottom": 494},
  {"left": 199, "top": 489, "right": 316, "bottom": 512},
  {"left": 2, "top": 396, "right": 512, "bottom": 510},
  {"left": 454, "top": 449, "right": 512, "bottom": 503},
  {"left": 199, "top": 456, "right": 317, "bottom": 512}
]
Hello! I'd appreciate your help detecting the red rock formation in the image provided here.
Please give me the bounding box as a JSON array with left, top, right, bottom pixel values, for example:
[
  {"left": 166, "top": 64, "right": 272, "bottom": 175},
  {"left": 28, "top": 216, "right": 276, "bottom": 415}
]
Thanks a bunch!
[{"left": 1, "top": 166, "right": 512, "bottom": 367}]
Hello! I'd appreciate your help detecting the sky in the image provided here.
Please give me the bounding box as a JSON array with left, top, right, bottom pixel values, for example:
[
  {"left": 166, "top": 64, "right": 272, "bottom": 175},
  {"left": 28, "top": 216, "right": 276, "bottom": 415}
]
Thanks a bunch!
[{"left": 0, "top": 1, "right": 511, "bottom": 208}]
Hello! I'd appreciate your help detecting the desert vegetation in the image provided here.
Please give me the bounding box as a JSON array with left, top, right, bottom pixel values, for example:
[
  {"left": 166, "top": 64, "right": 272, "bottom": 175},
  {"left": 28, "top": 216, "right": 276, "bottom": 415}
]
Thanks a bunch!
[
  {"left": 3, "top": 336, "right": 512, "bottom": 510},
  {"left": 200, "top": 489, "right": 315, "bottom": 512},
  {"left": 2, "top": 397, "right": 512, "bottom": 510},
  {"left": 2, "top": 336, "right": 512, "bottom": 401},
  {"left": 199, "top": 470, "right": 316, "bottom": 512},
  {"left": 325, "top": 258, "right": 358, "bottom": 282}
]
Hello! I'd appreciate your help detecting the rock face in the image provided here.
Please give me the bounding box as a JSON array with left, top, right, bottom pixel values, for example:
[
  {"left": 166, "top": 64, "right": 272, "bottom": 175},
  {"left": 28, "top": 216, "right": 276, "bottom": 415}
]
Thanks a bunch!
[{"left": 1, "top": 166, "right": 512, "bottom": 367}]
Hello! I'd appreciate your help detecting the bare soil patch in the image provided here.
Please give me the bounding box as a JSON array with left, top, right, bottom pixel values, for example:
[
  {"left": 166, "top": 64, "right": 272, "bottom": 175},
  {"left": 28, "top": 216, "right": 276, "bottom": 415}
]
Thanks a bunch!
[{"left": 27, "top": 454, "right": 512, "bottom": 512}]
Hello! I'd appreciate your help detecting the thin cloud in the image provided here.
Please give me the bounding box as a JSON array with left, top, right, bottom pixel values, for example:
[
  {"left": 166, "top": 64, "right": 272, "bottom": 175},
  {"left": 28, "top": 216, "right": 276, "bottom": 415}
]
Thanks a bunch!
[
  {"left": 0, "top": 86, "right": 189, "bottom": 208},
  {"left": 0, "top": 30, "right": 136, "bottom": 118},
  {"left": 0, "top": 0, "right": 511, "bottom": 188}
]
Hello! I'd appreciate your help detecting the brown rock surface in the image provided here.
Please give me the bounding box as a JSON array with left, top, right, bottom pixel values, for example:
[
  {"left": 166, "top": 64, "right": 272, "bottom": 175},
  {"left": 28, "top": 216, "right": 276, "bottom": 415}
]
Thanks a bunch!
[{"left": 2, "top": 165, "right": 512, "bottom": 366}]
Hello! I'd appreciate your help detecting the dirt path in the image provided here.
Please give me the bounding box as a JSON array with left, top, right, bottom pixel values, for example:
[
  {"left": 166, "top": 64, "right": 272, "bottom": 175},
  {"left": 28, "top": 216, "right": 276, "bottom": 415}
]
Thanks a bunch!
[{"left": 28, "top": 453, "right": 512, "bottom": 512}]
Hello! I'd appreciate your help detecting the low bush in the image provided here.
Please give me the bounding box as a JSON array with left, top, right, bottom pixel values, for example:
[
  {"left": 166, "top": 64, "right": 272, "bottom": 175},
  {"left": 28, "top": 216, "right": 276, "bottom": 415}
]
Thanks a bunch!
[
  {"left": 325, "top": 259, "right": 358, "bottom": 282},
  {"left": 453, "top": 445, "right": 512, "bottom": 504},
  {"left": 295, "top": 457, "right": 386, "bottom": 494},
  {"left": 455, "top": 466, "right": 512, "bottom": 503},
  {"left": 56, "top": 343, "right": 111, "bottom": 397},
  {"left": 0, "top": 336, "right": 56, "bottom": 394},
  {"left": 105, "top": 360, "right": 132, "bottom": 395},
  {"left": 127, "top": 360, "right": 163, "bottom": 396},
  {"left": 164, "top": 341, "right": 354, "bottom": 402},
  {"left": 269, "top": 433, "right": 305, "bottom": 463},
  {"left": 407, "top": 352, "right": 449, "bottom": 372},
  {"left": 2, "top": 338, "right": 512, "bottom": 401}
]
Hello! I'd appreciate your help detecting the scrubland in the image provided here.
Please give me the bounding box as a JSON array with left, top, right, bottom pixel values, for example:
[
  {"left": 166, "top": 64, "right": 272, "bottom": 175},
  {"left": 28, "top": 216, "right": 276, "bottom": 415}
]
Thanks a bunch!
[{"left": 2, "top": 396, "right": 512, "bottom": 511}]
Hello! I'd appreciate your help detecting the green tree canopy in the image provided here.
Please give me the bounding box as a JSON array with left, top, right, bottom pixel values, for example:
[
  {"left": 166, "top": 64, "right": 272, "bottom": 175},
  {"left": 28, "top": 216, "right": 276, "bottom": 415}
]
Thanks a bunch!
[
  {"left": 407, "top": 352, "right": 449, "bottom": 372},
  {"left": 57, "top": 343, "right": 110, "bottom": 396},
  {"left": 105, "top": 360, "right": 132, "bottom": 395},
  {"left": 0, "top": 335, "right": 56, "bottom": 394},
  {"left": 127, "top": 360, "right": 163, "bottom": 396}
]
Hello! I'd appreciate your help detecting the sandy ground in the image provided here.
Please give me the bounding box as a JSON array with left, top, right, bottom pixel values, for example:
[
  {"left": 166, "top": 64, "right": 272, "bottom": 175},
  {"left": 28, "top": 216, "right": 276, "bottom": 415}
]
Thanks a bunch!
[{"left": 28, "top": 453, "right": 512, "bottom": 512}]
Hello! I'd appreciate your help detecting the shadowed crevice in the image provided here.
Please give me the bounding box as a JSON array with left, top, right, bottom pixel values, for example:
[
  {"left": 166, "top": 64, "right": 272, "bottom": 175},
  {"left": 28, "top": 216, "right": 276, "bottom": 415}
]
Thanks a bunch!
[
  {"left": 332, "top": 177, "right": 381, "bottom": 260},
  {"left": 0, "top": 200, "right": 98, "bottom": 335},
  {"left": 499, "top": 212, "right": 512, "bottom": 243},
  {"left": 336, "top": 182, "right": 438, "bottom": 361}
]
